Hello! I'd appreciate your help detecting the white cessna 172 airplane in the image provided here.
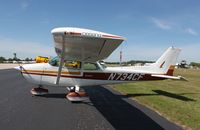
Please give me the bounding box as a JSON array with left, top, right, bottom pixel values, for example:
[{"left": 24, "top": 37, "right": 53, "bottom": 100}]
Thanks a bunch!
[{"left": 15, "top": 27, "right": 184, "bottom": 102}]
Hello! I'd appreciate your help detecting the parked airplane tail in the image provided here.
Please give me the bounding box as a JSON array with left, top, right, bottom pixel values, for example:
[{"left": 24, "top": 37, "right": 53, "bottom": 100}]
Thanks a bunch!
[{"left": 152, "top": 46, "right": 181, "bottom": 76}]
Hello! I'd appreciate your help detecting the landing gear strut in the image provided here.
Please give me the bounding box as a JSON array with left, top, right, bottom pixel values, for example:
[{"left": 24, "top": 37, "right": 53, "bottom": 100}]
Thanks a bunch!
[
  {"left": 66, "top": 86, "right": 88, "bottom": 102},
  {"left": 30, "top": 85, "right": 49, "bottom": 96}
]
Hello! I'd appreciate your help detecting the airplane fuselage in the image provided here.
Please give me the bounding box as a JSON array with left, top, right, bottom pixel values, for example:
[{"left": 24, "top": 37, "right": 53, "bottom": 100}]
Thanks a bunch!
[{"left": 19, "top": 62, "right": 164, "bottom": 87}]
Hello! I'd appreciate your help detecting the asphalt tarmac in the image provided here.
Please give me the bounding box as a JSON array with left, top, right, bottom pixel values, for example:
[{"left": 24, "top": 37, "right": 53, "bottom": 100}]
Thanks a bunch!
[{"left": 0, "top": 69, "right": 183, "bottom": 130}]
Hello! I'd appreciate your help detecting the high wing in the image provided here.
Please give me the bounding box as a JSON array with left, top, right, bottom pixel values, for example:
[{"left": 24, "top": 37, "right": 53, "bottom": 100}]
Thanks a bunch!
[{"left": 51, "top": 27, "right": 125, "bottom": 62}]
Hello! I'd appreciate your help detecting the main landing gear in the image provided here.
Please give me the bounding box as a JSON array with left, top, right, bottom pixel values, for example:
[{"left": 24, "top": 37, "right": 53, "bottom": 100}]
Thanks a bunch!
[
  {"left": 30, "top": 85, "right": 88, "bottom": 102},
  {"left": 66, "top": 86, "right": 88, "bottom": 102},
  {"left": 30, "top": 85, "right": 49, "bottom": 96}
]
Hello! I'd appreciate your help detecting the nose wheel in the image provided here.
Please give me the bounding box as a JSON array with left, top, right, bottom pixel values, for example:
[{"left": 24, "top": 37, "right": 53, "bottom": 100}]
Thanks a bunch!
[
  {"left": 30, "top": 85, "right": 49, "bottom": 96},
  {"left": 66, "top": 86, "right": 88, "bottom": 102}
]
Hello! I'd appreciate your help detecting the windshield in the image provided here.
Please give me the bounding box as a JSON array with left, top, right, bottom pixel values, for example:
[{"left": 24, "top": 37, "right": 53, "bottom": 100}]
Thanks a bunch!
[
  {"left": 99, "top": 61, "right": 107, "bottom": 69},
  {"left": 49, "top": 56, "right": 59, "bottom": 66}
]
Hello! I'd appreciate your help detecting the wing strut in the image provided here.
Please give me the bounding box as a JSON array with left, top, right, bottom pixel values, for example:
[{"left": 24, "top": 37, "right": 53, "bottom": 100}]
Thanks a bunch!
[{"left": 56, "top": 35, "right": 65, "bottom": 85}]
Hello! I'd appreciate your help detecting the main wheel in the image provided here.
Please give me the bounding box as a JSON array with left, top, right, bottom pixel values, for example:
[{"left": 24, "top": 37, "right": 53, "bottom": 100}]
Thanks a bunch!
[{"left": 66, "top": 92, "right": 88, "bottom": 102}]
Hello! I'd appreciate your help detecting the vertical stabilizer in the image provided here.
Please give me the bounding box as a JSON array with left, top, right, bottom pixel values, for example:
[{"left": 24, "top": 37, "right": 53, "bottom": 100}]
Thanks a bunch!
[{"left": 153, "top": 47, "right": 181, "bottom": 75}]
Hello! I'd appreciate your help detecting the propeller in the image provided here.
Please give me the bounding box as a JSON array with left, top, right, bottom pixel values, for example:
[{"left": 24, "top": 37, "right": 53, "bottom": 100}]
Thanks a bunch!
[{"left": 14, "top": 61, "right": 25, "bottom": 74}]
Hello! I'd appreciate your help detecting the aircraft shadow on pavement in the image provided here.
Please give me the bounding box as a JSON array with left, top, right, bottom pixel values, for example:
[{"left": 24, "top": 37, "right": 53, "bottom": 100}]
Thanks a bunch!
[
  {"left": 122, "top": 89, "right": 195, "bottom": 102},
  {"left": 35, "top": 86, "right": 187, "bottom": 130},
  {"left": 37, "top": 93, "right": 66, "bottom": 99},
  {"left": 83, "top": 86, "right": 165, "bottom": 130}
]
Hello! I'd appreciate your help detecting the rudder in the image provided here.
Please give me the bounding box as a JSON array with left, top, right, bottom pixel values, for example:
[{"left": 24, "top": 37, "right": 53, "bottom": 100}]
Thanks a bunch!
[{"left": 152, "top": 47, "right": 181, "bottom": 75}]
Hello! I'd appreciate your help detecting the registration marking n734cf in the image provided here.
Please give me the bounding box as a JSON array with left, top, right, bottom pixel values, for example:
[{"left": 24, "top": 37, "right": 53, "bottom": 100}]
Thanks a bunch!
[{"left": 108, "top": 73, "right": 145, "bottom": 81}]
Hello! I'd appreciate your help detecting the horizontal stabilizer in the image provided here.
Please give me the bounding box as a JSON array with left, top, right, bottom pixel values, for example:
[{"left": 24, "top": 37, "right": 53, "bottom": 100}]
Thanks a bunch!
[{"left": 151, "top": 74, "right": 187, "bottom": 81}]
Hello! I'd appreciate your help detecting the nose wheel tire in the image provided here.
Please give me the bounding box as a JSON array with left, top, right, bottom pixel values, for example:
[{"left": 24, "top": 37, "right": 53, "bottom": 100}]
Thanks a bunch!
[{"left": 30, "top": 87, "right": 49, "bottom": 96}]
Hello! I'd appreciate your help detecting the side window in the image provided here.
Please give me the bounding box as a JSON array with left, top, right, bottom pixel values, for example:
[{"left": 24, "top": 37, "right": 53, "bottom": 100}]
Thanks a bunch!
[
  {"left": 64, "top": 61, "right": 81, "bottom": 70},
  {"left": 83, "top": 62, "right": 99, "bottom": 70},
  {"left": 49, "top": 57, "right": 81, "bottom": 70}
]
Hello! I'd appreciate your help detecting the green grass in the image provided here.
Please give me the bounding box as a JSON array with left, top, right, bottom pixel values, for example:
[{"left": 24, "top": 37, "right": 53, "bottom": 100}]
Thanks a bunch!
[{"left": 113, "top": 69, "right": 200, "bottom": 130}]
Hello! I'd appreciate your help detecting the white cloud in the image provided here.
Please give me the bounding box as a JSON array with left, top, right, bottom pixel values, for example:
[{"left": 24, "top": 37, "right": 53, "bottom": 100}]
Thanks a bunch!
[
  {"left": 0, "top": 37, "right": 55, "bottom": 59},
  {"left": 151, "top": 17, "right": 171, "bottom": 30},
  {"left": 151, "top": 18, "right": 198, "bottom": 36},
  {"left": 184, "top": 28, "right": 198, "bottom": 36}
]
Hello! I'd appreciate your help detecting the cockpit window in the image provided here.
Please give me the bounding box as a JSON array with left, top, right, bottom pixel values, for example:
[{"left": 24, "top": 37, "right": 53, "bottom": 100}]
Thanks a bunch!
[
  {"left": 83, "top": 62, "right": 99, "bottom": 70},
  {"left": 49, "top": 56, "right": 59, "bottom": 66}
]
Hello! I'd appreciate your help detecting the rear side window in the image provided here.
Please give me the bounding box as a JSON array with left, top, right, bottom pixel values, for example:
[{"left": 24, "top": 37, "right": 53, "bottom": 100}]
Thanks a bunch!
[
  {"left": 83, "top": 62, "right": 99, "bottom": 70},
  {"left": 64, "top": 61, "right": 81, "bottom": 70}
]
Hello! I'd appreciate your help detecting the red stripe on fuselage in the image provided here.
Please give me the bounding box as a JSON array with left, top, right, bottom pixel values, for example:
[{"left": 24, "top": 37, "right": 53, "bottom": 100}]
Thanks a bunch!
[
  {"left": 102, "top": 34, "right": 123, "bottom": 39},
  {"left": 22, "top": 71, "right": 164, "bottom": 81}
]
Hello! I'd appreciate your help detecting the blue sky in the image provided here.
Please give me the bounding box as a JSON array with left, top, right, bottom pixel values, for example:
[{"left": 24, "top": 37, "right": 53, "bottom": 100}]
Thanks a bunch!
[{"left": 0, "top": 0, "right": 200, "bottom": 62}]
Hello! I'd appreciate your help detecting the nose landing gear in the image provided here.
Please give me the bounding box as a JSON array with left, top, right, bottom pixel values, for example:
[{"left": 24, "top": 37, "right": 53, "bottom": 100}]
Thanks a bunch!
[{"left": 30, "top": 85, "right": 49, "bottom": 96}]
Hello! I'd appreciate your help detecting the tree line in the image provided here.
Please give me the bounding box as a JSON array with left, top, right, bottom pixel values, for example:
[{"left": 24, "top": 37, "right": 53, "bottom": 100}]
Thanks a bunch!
[
  {"left": 1, "top": 56, "right": 200, "bottom": 67},
  {"left": 190, "top": 62, "right": 200, "bottom": 67},
  {"left": 0, "top": 56, "right": 33, "bottom": 63},
  {"left": 106, "top": 60, "right": 200, "bottom": 67}
]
